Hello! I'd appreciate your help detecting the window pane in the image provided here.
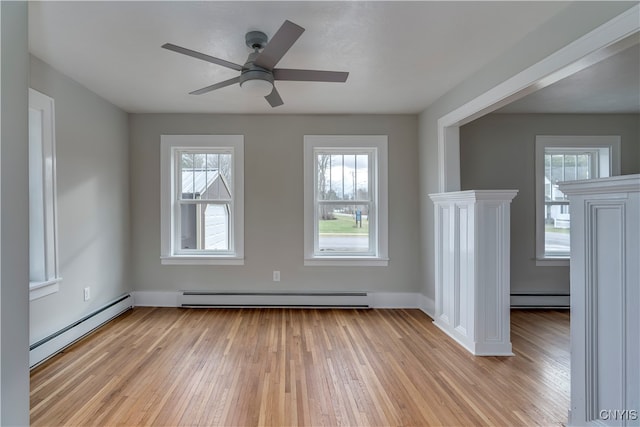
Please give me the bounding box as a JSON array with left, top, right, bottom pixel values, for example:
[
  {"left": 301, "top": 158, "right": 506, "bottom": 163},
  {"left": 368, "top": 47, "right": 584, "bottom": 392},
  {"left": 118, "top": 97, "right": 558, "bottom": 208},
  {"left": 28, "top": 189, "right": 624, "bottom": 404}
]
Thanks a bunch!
[
  {"left": 565, "top": 154, "right": 576, "bottom": 181},
  {"left": 29, "top": 108, "right": 46, "bottom": 283},
  {"left": 318, "top": 204, "right": 370, "bottom": 253},
  {"left": 544, "top": 203, "right": 570, "bottom": 256},
  {"left": 355, "top": 154, "right": 369, "bottom": 200},
  {"left": 330, "top": 154, "right": 344, "bottom": 200},
  {"left": 317, "top": 152, "right": 370, "bottom": 201},
  {"left": 317, "top": 154, "right": 331, "bottom": 200},
  {"left": 180, "top": 152, "right": 231, "bottom": 201},
  {"left": 218, "top": 153, "right": 233, "bottom": 192},
  {"left": 344, "top": 154, "right": 356, "bottom": 200},
  {"left": 180, "top": 203, "right": 229, "bottom": 251},
  {"left": 577, "top": 154, "right": 591, "bottom": 180}
]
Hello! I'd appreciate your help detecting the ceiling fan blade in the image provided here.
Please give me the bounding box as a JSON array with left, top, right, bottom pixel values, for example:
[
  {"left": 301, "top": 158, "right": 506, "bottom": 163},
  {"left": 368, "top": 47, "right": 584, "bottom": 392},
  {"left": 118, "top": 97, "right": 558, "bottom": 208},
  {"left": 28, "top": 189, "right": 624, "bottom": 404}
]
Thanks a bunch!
[
  {"left": 162, "top": 43, "right": 243, "bottom": 72},
  {"left": 189, "top": 76, "right": 241, "bottom": 95},
  {"left": 253, "top": 20, "right": 305, "bottom": 70},
  {"left": 273, "top": 69, "right": 349, "bottom": 82},
  {"left": 265, "top": 87, "right": 284, "bottom": 107}
]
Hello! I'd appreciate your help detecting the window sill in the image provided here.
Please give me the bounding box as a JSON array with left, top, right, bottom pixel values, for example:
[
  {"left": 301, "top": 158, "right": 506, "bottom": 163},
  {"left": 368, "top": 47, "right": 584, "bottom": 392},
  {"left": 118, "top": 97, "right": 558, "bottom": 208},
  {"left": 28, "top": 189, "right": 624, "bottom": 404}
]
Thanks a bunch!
[
  {"left": 535, "top": 258, "right": 569, "bottom": 267},
  {"left": 161, "top": 256, "right": 244, "bottom": 266},
  {"left": 305, "top": 257, "right": 389, "bottom": 267},
  {"left": 29, "top": 277, "right": 62, "bottom": 301}
]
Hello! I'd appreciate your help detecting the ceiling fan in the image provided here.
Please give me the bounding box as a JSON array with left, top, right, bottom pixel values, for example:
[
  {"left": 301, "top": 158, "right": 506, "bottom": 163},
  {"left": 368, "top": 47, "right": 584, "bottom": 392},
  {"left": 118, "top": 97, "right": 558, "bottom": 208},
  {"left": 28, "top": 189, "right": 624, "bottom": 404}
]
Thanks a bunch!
[{"left": 162, "top": 20, "right": 349, "bottom": 108}]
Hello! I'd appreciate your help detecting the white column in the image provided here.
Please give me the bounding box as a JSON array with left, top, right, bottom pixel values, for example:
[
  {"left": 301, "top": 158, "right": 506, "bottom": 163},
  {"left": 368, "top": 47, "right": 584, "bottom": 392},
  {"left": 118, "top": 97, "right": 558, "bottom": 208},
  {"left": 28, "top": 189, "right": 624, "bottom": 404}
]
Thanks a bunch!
[
  {"left": 429, "top": 190, "right": 518, "bottom": 356},
  {"left": 559, "top": 175, "right": 639, "bottom": 427}
]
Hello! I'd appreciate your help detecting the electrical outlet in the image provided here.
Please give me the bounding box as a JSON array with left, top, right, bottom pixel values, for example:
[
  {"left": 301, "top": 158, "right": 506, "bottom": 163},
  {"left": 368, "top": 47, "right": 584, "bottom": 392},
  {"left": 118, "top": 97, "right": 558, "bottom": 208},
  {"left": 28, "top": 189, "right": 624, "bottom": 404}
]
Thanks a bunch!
[
  {"left": 83, "top": 287, "right": 90, "bottom": 301},
  {"left": 273, "top": 271, "right": 280, "bottom": 282}
]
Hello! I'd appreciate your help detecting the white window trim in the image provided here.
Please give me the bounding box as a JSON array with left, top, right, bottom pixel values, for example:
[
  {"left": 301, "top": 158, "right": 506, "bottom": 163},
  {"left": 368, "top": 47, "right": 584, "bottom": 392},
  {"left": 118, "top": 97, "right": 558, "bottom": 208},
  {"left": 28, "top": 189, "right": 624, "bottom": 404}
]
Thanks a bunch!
[
  {"left": 535, "top": 135, "right": 620, "bottom": 266},
  {"left": 28, "top": 88, "right": 61, "bottom": 300},
  {"left": 160, "top": 135, "right": 244, "bottom": 265},
  {"left": 303, "top": 135, "right": 388, "bottom": 266}
]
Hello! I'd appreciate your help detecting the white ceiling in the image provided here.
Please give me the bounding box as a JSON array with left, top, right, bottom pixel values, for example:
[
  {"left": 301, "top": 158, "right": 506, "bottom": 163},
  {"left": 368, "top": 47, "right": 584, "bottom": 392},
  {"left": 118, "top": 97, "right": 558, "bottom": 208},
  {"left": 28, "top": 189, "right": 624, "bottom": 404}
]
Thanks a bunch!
[
  {"left": 497, "top": 43, "right": 640, "bottom": 114},
  {"left": 28, "top": 1, "right": 575, "bottom": 114}
]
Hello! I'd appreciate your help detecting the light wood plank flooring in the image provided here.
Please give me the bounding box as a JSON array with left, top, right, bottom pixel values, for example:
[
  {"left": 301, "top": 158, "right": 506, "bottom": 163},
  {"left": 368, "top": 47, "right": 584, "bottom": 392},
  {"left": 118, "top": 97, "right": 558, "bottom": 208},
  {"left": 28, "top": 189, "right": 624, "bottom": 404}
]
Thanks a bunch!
[{"left": 31, "top": 308, "right": 569, "bottom": 426}]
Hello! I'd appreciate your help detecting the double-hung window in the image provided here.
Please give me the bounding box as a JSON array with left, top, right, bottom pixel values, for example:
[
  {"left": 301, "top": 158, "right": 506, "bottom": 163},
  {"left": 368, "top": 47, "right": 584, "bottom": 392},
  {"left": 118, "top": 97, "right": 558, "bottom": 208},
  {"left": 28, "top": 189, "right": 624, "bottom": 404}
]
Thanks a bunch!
[
  {"left": 535, "top": 135, "right": 620, "bottom": 265},
  {"left": 161, "top": 135, "right": 244, "bottom": 265},
  {"left": 304, "top": 135, "right": 388, "bottom": 266},
  {"left": 29, "top": 88, "right": 61, "bottom": 300}
]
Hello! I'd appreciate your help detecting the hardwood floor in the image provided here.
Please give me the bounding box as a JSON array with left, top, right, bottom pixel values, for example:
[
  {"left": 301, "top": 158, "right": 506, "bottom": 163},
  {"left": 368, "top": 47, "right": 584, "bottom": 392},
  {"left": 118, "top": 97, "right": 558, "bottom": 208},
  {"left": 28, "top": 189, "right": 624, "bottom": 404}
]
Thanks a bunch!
[{"left": 31, "top": 308, "right": 569, "bottom": 426}]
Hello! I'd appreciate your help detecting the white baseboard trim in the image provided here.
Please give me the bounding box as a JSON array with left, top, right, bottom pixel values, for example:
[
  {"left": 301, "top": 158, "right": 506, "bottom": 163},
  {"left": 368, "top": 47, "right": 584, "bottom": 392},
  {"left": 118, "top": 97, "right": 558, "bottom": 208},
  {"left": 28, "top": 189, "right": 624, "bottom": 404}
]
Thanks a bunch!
[
  {"left": 433, "top": 319, "right": 514, "bottom": 356},
  {"left": 510, "top": 294, "right": 569, "bottom": 309},
  {"left": 29, "top": 293, "right": 133, "bottom": 368},
  {"left": 132, "top": 291, "right": 179, "bottom": 307},
  {"left": 371, "top": 292, "right": 418, "bottom": 308},
  {"left": 132, "top": 290, "right": 432, "bottom": 310},
  {"left": 418, "top": 294, "right": 435, "bottom": 319}
]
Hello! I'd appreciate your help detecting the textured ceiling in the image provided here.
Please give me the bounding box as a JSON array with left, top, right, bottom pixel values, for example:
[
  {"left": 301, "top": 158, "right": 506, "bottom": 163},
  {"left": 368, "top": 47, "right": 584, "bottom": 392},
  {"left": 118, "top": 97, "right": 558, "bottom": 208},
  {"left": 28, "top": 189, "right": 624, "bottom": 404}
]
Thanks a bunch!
[
  {"left": 29, "top": 1, "right": 577, "bottom": 114},
  {"left": 498, "top": 43, "right": 640, "bottom": 114}
]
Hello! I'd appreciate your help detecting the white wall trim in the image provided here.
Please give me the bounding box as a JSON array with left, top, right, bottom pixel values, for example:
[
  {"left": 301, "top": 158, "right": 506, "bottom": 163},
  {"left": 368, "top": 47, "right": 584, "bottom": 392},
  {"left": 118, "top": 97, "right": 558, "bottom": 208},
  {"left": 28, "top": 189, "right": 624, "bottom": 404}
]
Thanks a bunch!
[
  {"left": 436, "top": 4, "right": 639, "bottom": 193},
  {"left": 303, "top": 135, "right": 389, "bottom": 265},
  {"left": 160, "top": 135, "right": 244, "bottom": 263},
  {"left": 430, "top": 190, "right": 518, "bottom": 356},
  {"left": 28, "top": 88, "right": 61, "bottom": 300},
  {"left": 132, "top": 291, "right": 180, "bottom": 307},
  {"left": 559, "top": 175, "right": 639, "bottom": 426},
  {"left": 419, "top": 294, "right": 435, "bottom": 319}
]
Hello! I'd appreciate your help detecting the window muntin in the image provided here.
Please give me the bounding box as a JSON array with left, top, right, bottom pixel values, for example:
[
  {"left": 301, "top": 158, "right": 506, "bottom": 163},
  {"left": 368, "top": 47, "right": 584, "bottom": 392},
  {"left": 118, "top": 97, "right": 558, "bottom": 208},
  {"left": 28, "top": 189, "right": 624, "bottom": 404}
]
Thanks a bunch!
[
  {"left": 535, "top": 136, "right": 620, "bottom": 265},
  {"left": 161, "top": 135, "right": 244, "bottom": 265},
  {"left": 304, "top": 135, "right": 388, "bottom": 266}
]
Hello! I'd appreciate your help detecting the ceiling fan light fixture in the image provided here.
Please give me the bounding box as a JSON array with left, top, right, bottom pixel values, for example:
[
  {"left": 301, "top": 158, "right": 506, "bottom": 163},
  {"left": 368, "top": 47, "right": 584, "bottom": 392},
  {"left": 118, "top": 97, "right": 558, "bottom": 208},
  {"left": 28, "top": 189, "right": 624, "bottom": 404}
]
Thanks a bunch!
[{"left": 240, "top": 77, "right": 273, "bottom": 97}]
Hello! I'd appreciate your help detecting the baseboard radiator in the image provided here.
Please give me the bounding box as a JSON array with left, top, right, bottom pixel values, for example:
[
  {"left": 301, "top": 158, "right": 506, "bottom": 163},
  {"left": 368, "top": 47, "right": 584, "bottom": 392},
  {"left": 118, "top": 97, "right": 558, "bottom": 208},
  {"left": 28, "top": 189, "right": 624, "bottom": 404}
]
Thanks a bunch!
[
  {"left": 29, "top": 293, "right": 134, "bottom": 368},
  {"left": 510, "top": 293, "right": 570, "bottom": 309},
  {"left": 180, "top": 291, "right": 371, "bottom": 308}
]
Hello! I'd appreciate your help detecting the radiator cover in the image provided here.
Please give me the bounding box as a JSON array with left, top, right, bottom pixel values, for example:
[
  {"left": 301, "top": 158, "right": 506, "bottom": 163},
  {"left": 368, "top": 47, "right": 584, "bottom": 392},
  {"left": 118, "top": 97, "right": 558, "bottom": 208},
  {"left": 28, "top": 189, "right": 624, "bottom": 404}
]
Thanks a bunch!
[{"left": 179, "top": 291, "right": 371, "bottom": 308}]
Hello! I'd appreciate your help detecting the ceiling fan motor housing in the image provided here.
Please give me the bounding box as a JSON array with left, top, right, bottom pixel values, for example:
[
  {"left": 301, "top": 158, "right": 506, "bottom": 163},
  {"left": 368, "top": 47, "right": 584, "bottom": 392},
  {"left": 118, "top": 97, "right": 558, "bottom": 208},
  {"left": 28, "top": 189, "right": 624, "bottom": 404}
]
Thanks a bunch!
[{"left": 240, "top": 51, "right": 274, "bottom": 87}]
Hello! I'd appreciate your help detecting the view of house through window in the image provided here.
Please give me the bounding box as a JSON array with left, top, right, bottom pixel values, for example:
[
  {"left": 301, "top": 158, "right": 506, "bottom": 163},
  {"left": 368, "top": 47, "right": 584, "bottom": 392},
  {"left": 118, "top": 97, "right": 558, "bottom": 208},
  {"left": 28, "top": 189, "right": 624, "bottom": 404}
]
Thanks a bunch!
[
  {"left": 543, "top": 150, "right": 593, "bottom": 256},
  {"left": 535, "top": 135, "right": 620, "bottom": 263},
  {"left": 160, "top": 135, "right": 244, "bottom": 264},
  {"left": 178, "top": 151, "right": 232, "bottom": 252}
]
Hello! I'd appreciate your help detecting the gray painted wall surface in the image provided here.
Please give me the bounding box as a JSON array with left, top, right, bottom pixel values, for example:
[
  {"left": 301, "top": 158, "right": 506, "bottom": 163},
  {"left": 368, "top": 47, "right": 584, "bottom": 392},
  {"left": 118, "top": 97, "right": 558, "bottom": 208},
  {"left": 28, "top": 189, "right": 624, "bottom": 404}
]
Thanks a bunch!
[
  {"left": 29, "top": 56, "right": 131, "bottom": 343},
  {"left": 417, "top": 2, "right": 635, "bottom": 302},
  {"left": 1, "top": 2, "right": 30, "bottom": 424},
  {"left": 130, "top": 114, "right": 420, "bottom": 294},
  {"left": 460, "top": 113, "right": 640, "bottom": 295}
]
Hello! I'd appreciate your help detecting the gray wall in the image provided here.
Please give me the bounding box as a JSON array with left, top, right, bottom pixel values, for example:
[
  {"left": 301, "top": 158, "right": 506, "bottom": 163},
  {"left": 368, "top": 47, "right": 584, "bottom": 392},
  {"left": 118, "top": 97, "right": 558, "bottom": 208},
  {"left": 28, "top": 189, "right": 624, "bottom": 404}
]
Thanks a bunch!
[
  {"left": 460, "top": 113, "right": 640, "bottom": 295},
  {"left": 130, "top": 114, "right": 420, "bottom": 294},
  {"left": 29, "top": 56, "right": 131, "bottom": 343},
  {"left": 1, "top": 2, "right": 30, "bottom": 424},
  {"left": 417, "top": 2, "right": 634, "bottom": 302}
]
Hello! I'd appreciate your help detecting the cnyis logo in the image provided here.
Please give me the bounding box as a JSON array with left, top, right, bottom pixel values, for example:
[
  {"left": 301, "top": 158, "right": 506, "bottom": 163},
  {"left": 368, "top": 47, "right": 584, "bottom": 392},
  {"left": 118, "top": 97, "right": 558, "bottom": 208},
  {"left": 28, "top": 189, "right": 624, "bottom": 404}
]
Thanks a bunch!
[{"left": 599, "top": 409, "right": 638, "bottom": 421}]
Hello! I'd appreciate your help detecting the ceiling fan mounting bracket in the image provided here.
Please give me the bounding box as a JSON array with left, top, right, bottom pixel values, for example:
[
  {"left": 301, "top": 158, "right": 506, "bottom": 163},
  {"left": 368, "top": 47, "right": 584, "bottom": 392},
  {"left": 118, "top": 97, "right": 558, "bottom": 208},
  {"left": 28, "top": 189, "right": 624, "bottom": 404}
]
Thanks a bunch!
[{"left": 245, "top": 31, "right": 268, "bottom": 50}]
